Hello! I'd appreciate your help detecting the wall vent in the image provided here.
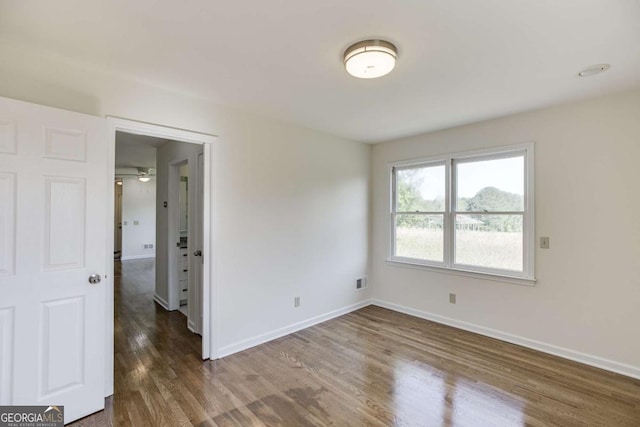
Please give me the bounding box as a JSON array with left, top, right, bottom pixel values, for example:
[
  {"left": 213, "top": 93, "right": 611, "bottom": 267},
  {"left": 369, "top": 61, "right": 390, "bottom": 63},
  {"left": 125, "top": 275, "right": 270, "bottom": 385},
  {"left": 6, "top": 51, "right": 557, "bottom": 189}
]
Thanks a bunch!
[{"left": 356, "top": 277, "right": 367, "bottom": 291}]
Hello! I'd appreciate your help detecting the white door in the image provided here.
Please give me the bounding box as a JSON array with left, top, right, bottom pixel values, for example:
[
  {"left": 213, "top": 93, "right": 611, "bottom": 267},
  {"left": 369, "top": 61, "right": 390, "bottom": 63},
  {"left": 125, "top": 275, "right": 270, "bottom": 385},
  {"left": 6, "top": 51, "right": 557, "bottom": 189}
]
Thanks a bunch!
[
  {"left": 188, "top": 150, "right": 204, "bottom": 335},
  {"left": 0, "top": 97, "right": 107, "bottom": 423}
]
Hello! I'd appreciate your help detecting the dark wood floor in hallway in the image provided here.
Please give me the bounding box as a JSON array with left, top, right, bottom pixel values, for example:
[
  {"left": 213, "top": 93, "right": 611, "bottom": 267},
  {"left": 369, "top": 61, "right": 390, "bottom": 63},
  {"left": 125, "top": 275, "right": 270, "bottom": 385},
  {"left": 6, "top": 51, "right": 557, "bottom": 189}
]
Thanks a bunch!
[{"left": 71, "top": 259, "right": 640, "bottom": 426}]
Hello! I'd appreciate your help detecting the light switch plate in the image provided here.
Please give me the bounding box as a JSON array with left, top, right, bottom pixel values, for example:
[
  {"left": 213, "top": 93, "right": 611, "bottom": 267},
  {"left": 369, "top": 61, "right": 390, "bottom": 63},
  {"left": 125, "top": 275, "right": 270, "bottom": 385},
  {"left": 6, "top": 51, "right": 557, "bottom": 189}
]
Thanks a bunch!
[{"left": 540, "top": 236, "right": 550, "bottom": 249}]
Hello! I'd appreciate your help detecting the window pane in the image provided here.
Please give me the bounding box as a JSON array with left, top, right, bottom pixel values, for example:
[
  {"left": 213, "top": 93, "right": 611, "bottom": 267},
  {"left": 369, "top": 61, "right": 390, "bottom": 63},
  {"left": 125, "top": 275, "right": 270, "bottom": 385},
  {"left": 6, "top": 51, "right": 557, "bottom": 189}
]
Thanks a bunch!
[
  {"left": 395, "top": 165, "right": 445, "bottom": 212},
  {"left": 395, "top": 214, "right": 443, "bottom": 262},
  {"left": 455, "top": 214, "right": 523, "bottom": 271},
  {"left": 456, "top": 155, "right": 524, "bottom": 212}
]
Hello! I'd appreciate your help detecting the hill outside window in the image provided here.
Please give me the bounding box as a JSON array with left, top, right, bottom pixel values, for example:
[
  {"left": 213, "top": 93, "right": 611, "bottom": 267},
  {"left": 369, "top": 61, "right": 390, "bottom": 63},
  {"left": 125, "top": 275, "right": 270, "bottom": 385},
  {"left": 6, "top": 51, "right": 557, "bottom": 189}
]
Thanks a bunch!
[{"left": 389, "top": 143, "right": 534, "bottom": 282}]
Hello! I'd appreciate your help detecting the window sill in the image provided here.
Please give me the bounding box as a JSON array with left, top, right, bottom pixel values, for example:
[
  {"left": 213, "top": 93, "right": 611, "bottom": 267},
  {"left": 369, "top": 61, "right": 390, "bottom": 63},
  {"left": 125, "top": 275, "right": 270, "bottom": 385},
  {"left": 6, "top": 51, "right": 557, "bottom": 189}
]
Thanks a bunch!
[{"left": 385, "top": 259, "right": 536, "bottom": 287}]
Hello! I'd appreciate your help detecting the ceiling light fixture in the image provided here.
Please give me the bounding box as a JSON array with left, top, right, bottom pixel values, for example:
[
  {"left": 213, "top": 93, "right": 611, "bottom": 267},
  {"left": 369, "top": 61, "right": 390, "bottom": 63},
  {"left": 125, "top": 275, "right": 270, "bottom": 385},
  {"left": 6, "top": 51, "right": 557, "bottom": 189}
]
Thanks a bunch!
[
  {"left": 344, "top": 39, "right": 397, "bottom": 79},
  {"left": 578, "top": 64, "right": 610, "bottom": 77},
  {"left": 137, "top": 167, "right": 152, "bottom": 183}
]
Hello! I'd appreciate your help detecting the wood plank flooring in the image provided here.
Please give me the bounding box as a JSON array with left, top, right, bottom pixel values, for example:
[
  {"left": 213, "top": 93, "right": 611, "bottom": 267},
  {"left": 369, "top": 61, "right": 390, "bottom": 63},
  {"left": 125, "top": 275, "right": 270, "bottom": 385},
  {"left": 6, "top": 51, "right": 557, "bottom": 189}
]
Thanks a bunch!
[{"left": 71, "top": 259, "right": 640, "bottom": 426}]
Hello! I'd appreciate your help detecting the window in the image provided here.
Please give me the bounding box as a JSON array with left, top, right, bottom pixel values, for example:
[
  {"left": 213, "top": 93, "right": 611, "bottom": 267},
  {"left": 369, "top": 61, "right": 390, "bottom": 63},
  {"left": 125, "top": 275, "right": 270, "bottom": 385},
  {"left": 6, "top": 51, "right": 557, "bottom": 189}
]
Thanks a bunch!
[{"left": 390, "top": 143, "right": 534, "bottom": 281}]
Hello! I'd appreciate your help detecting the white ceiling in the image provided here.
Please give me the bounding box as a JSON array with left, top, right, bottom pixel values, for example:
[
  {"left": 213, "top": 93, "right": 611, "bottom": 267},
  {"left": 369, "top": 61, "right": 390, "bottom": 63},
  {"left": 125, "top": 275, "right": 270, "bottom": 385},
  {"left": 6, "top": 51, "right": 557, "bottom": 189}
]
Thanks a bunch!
[
  {"left": 1, "top": 1, "right": 639, "bottom": 142},
  {"left": 115, "top": 132, "right": 168, "bottom": 169}
]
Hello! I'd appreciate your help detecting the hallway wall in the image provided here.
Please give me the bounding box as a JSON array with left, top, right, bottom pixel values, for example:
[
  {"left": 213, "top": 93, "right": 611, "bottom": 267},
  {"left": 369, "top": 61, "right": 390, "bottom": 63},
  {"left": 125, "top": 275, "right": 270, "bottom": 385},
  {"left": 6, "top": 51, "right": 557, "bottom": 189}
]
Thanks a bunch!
[{"left": 121, "top": 176, "right": 156, "bottom": 260}]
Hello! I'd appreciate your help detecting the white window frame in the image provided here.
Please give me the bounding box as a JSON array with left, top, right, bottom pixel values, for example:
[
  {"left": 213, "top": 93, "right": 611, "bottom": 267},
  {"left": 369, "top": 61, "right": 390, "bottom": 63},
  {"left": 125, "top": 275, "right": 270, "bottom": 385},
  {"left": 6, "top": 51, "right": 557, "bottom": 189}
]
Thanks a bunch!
[{"left": 388, "top": 142, "right": 535, "bottom": 285}]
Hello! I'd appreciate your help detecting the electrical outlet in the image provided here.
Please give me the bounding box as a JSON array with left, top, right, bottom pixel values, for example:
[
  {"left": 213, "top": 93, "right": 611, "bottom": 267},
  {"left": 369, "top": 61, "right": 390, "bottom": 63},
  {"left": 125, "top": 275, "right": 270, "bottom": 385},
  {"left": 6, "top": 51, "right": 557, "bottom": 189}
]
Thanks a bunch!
[
  {"left": 540, "top": 236, "right": 550, "bottom": 249},
  {"left": 449, "top": 293, "right": 456, "bottom": 304},
  {"left": 294, "top": 296, "right": 300, "bottom": 307},
  {"left": 355, "top": 277, "right": 367, "bottom": 291},
  {"left": 133, "top": 220, "right": 140, "bottom": 225}
]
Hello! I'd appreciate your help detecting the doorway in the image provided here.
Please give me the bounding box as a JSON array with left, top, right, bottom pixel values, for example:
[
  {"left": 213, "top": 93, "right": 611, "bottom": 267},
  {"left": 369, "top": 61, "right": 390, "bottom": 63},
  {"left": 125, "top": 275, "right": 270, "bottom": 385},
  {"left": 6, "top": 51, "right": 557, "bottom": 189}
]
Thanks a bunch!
[
  {"left": 167, "top": 157, "right": 204, "bottom": 335},
  {"left": 106, "top": 118, "right": 217, "bottom": 397}
]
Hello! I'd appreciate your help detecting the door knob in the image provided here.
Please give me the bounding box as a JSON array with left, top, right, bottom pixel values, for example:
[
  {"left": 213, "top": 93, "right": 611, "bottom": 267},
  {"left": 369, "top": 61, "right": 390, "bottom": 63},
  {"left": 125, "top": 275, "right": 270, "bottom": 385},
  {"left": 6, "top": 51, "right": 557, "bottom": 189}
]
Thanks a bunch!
[
  {"left": 194, "top": 250, "right": 202, "bottom": 257},
  {"left": 88, "top": 274, "right": 102, "bottom": 285}
]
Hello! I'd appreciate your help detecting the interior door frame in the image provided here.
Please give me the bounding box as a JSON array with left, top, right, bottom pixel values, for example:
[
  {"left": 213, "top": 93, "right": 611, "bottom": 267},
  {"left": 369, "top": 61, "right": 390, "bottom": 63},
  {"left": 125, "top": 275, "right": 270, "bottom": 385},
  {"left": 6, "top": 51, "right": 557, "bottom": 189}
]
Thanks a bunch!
[
  {"left": 114, "top": 181, "right": 123, "bottom": 259},
  {"left": 105, "top": 117, "right": 218, "bottom": 397}
]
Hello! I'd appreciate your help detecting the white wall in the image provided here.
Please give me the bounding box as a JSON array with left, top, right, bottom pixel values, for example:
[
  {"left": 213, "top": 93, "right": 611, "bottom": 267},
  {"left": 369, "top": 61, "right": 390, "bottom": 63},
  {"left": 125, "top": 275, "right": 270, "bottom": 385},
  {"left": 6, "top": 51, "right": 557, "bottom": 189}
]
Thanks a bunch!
[
  {"left": 120, "top": 177, "right": 156, "bottom": 260},
  {"left": 0, "top": 42, "right": 370, "bottom": 355},
  {"left": 371, "top": 89, "right": 640, "bottom": 377}
]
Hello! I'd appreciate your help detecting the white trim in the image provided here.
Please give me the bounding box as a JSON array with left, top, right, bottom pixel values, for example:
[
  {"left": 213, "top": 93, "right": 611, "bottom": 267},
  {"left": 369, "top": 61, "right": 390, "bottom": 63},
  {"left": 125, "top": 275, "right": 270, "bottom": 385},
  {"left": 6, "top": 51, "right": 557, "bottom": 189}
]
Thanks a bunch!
[
  {"left": 201, "top": 144, "right": 213, "bottom": 359},
  {"left": 187, "top": 319, "right": 197, "bottom": 334},
  {"left": 371, "top": 299, "right": 640, "bottom": 380},
  {"left": 106, "top": 117, "right": 217, "bottom": 145},
  {"left": 153, "top": 293, "right": 170, "bottom": 311},
  {"left": 524, "top": 142, "right": 535, "bottom": 279},
  {"left": 389, "top": 142, "right": 535, "bottom": 281},
  {"left": 385, "top": 259, "right": 535, "bottom": 286},
  {"left": 217, "top": 300, "right": 371, "bottom": 358},
  {"left": 104, "top": 118, "right": 116, "bottom": 398},
  {"left": 120, "top": 254, "right": 156, "bottom": 261},
  {"left": 217, "top": 297, "right": 640, "bottom": 380},
  {"left": 390, "top": 142, "right": 534, "bottom": 167}
]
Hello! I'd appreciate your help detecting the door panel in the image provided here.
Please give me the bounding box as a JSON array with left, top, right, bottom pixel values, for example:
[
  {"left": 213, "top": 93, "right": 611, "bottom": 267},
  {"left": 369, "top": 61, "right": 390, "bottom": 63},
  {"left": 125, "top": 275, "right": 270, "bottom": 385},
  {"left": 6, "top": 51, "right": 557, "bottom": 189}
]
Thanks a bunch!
[
  {"left": 45, "top": 177, "right": 86, "bottom": 270},
  {"left": 0, "top": 120, "right": 17, "bottom": 154},
  {"left": 44, "top": 128, "right": 87, "bottom": 162},
  {"left": 0, "top": 307, "right": 14, "bottom": 404},
  {"left": 40, "top": 297, "right": 85, "bottom": 397},
  {"left": 0, "top": 96, "right": 106, "bottom": 423},
  {"left": 0, "top": 172, "right": 16, "bottom": 276}
]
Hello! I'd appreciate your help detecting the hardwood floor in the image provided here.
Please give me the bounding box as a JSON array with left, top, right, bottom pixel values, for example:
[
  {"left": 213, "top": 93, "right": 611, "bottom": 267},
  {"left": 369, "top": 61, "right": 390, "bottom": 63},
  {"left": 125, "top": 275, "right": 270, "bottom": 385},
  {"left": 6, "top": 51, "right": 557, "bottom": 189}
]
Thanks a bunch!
[{"left": 71, "top": 259, "right": 640, "bottom": 426}]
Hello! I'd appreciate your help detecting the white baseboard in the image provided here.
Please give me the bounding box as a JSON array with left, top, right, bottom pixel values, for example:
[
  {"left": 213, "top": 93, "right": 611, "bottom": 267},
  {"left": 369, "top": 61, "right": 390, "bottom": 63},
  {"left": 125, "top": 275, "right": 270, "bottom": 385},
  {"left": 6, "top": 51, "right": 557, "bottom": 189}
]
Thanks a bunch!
[
  {"left": 187, "top": 319, "right": 199, "bottom": 335},
  {"left": 153, "top": 293, "right": 170, "bottom": 311},
  {"left": 213, "top": 296, "right": 640, "bottom": 380},
  {"left": 371, "top": 299, "right": 640, "bottom": 380},
  {"left": 217, "top": 299, "right": 371, "bottom": 358},
  {"left": 121, "top": 254, "right": 156, "bottom": 261}
]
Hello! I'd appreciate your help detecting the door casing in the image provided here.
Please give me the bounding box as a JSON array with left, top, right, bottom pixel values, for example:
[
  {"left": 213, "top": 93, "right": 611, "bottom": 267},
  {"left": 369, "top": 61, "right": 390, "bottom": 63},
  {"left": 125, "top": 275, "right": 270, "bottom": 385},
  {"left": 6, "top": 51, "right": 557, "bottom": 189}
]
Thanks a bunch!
[
  {"left": 114, "top": 182, "right": 123, "bottom": 259},
  {"left": 105, "top": 117, "right": 218, "bottom": 397}
]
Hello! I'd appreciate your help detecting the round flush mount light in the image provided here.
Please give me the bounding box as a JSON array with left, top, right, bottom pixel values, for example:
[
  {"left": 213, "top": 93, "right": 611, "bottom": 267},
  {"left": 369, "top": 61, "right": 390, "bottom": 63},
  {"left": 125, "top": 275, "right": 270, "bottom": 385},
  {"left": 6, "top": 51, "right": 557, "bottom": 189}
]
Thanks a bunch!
[
  {"left": 344, "top": 39, "right": 398, "bottom": 79},
  {"left": 578, "top": 63, "right": 610, "bottom": 77}
]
